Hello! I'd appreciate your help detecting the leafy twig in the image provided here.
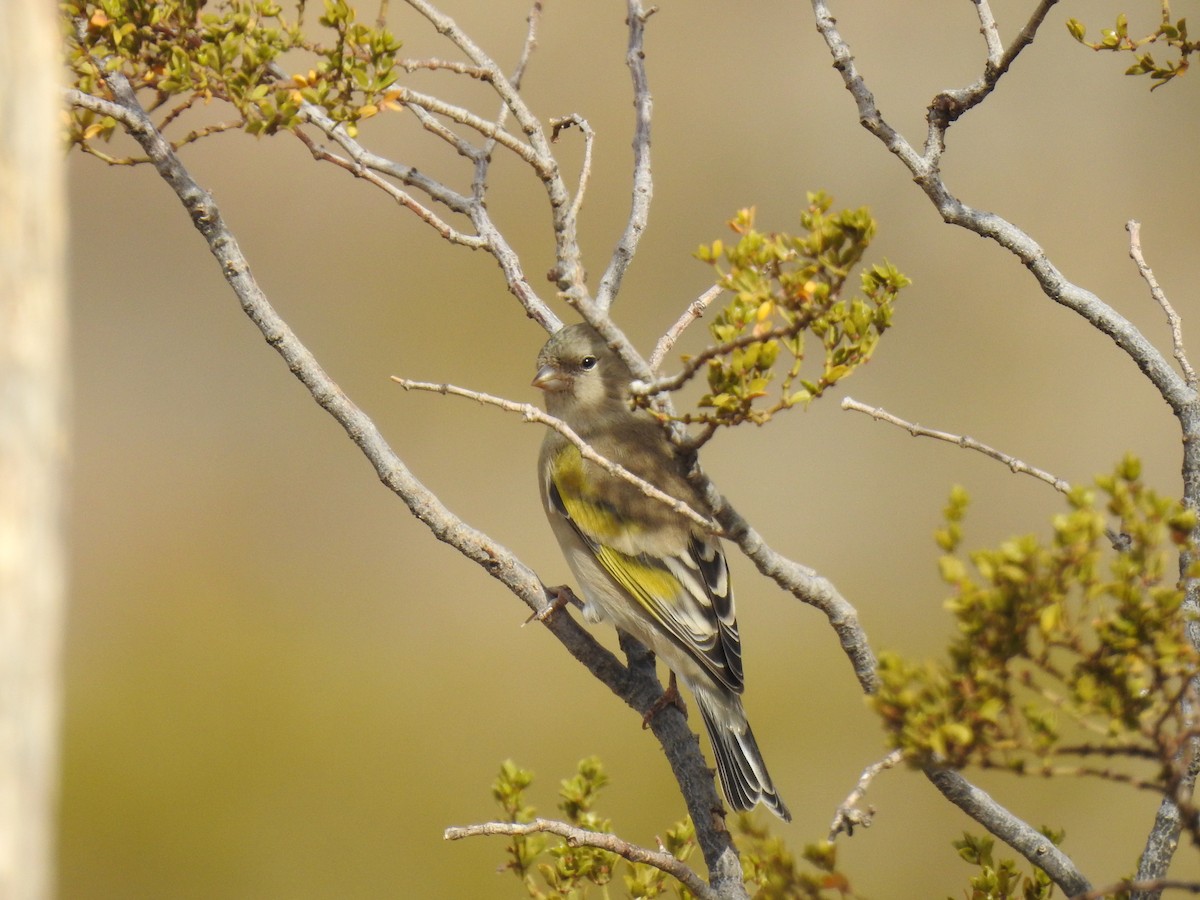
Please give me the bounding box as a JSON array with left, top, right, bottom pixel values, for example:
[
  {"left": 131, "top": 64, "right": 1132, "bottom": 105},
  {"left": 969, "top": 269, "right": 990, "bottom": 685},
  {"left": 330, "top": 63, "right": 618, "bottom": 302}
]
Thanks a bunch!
[
  {"left": 444, "top": 818, "right": 717, "bottom": 900},
  {"left": 811, "top": 0, "right": 1189, "bottom": 416}
]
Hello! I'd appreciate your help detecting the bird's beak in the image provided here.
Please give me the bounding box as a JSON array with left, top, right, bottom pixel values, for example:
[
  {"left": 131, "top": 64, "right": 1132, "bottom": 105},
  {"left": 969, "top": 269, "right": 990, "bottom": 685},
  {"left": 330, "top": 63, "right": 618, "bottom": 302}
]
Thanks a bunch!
[{"left": 532, "top": 364, "right": 568, "bottom": 392}]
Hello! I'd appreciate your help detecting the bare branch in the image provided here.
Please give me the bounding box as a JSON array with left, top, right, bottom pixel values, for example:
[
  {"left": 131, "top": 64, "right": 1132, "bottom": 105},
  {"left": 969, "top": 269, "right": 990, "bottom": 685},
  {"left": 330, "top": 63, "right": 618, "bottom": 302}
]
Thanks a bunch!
[
  {"left": 398, "top": 56, "right": 491, "bottom": 78},
  {"left": 404, "top": 0, "right": 587, "bottom": 300},
  {"left": 287, "top": 87, "right": 560, "bottom": 331},
  {"left": 595, "top": 0, "right": 656, "bottom": 310},
  {"left": 550, "top": 113, "right": 595, "bottom": 230},
  {"left": 406, "top": 102, "right": 487, "bottom": 163},
  {"left": 397, "top": 85, "right": 543, "bottom": 168},
  {"left": 444, "top": 818, "right": 717, "bottom": 900},
  {"left": 68, "top": 69, "right": 753, "bottom": 887},
  {"left": 841, "top": 397, "right": 1072, "bottom": 494},
  {"left": 292, "top": 129, "right": 487, "bottom": 248},
  {"left": 1033, "top": 764, "right": 1171, "bottom": 794},
  {"left": 458, "top": 0, "right": 564, "bottom": 333},
  {"left": 810, "top": 0, "right": 1190, "bottom": 417},
  {"left": 404, "top": 0, "right": 549, "bottom": 157},
  {"left": 972, "top": 0, "right": 1004, "bottom": 66},
  {"left": 509, "top": 0, "right": 543, "bottom": 92},
  {"left": 636, "top": 319, "right": 816, "bottom": 397},
  {"left": 472, "top": 0, "right": 543, "bottom": 203},
  {"left": 924, "top": 767, "right": 1092, "bottom": 897},
  {"left": 1071, "top": 879, "right": 1200, "bottom": 900},
  {"left": 293, "top": 95, "right": 475, "bottom": 214},
  {"left": 650, "top": 285, "right": 722, "bottom": 371},
  {"left": 1129, "top": 219, "right": 1196, "bottom": 389},
  {"left": 389, "top": 377, "right": 720, "bottom": 533},
  {"left": 829, "top": 749, "right": 902, "bottom": 840},
  {"left": 928, "top": 0, "right": 1060, "bottom": 154}
]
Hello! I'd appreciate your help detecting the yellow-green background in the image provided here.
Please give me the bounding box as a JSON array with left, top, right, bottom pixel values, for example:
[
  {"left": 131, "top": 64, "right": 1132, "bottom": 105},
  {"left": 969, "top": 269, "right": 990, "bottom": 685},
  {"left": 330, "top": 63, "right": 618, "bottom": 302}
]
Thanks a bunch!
[{"left": 63, "top": 1, "right": 1200, "bottom": 896}]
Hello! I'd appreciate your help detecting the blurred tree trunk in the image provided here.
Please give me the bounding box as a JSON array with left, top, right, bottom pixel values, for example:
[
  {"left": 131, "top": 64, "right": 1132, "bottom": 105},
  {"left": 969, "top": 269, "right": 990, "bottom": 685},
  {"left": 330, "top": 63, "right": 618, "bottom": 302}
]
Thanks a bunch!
[{"left": 0, "top": 0, "right": 68, "bottom": 897}]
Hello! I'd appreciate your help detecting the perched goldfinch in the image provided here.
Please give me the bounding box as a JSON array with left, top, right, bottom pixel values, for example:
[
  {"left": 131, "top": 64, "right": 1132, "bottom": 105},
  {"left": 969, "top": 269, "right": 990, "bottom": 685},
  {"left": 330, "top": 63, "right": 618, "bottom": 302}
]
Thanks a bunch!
[{"left": 533, "top": 323, "right": 791, "bottom": 821}]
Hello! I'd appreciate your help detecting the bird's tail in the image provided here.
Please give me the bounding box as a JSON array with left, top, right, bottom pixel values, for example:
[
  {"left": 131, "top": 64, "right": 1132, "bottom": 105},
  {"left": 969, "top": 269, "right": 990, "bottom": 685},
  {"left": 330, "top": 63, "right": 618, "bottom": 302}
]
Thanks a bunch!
[{"left": 693, "top": 687, "right": 791, "bottom": 822}]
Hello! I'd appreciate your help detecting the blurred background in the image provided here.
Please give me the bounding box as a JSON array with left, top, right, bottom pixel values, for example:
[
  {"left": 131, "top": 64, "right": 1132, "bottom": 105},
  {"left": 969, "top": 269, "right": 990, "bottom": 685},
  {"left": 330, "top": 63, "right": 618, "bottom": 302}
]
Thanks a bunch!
[{"left": 62, "top": 0, "right": 1200, "bottom": 896}]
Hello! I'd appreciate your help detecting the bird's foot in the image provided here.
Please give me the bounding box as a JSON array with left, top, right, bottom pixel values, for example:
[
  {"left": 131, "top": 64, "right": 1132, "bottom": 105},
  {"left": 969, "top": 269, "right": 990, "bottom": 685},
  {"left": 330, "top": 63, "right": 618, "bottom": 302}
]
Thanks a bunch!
[
  {"left": 524, "top": 585, "right": 581, "bottom": 625},
  {"left": 642, "top": 672, "right": 687, "bottom": 729}
]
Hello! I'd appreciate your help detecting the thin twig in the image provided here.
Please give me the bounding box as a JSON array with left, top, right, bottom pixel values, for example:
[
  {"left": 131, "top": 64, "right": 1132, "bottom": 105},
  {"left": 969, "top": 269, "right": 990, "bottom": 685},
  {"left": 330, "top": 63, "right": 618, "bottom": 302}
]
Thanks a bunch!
[
  {"left": 292, "top": 128, "right": 486, "bottom": 248},
  {"left": 404, "top": 0, "right": 586, "bottom": 302},
  {"left": 828, "top": 748, "right": 902, "bottom": 840},
  {"left": 650, "top": 285, "right": 722, "bottom": 371},
  {"left": 407, "top": 102, "right": 486, "bottom": 163},
  {"left": 972, "top": 0, "right": 1004, "bottom": 66},
  {"left": 841, "top": 397, "right": 1072, "bottom": 494},
  {"left": 472, "top": 0, "right": 542, "bottom": 203},
  {"left": 390, "top": 377, "right": 720, "bottom": 533},
  {"left": 637, "top": 319, "right": 816, "bottom": 396},
  {"left": 292, "top": 90, "right": 475, "bottom": 214},
  {"left": 398, "top": 86, "right": 543, "bottom": 170},
  {"left": 288, "top": 88, "right": 559, "bottom": 331},
  {"left": 1034, "top": 764, "right": 1165, "bottom": 793},
  {"left": 1128, "top": 219, "right": 1196, "bottom": 388},
  {"left": 398, "top": 57, "right": 491, "bottom": 78},
  {"left": 927, "top": 0, "right": 1060, "bottom": 143},
  {"left": 550, "top": 113, "right": 594, "bottom": 229},
  {"left": 444, "top": 818, "right": 716, "bottom": 900},
  {"left": 595, "top": 0, "right": 656, "bottom": 310}
]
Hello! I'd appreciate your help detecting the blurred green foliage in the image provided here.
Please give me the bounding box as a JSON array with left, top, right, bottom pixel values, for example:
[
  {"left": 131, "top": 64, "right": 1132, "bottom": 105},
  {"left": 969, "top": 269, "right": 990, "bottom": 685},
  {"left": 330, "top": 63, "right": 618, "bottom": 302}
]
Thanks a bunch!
[
  {"left": 873, "top": 456, "right": 1199, "bottom": 819},
  {"left": 685, "top": 195, "right": 909, "bottom": 429},
  {"left": 952, "top": 830, "right": 1060, "bottom": 900},
  {"left": 63, "top": 0, "right": 401, "bottom": 155},
  {"left": 734, "top": 818, "right": 857, "bottom": 899},
  {"left": 1067, "top": 3, "right": 1195, "bottom": 89}
]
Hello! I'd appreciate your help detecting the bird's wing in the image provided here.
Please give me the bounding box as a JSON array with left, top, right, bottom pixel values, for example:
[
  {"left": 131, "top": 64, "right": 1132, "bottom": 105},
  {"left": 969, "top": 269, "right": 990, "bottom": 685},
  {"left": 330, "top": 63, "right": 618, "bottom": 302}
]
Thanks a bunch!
[{"left": 545, "top": 443, "right": 744, "bottom": 693}]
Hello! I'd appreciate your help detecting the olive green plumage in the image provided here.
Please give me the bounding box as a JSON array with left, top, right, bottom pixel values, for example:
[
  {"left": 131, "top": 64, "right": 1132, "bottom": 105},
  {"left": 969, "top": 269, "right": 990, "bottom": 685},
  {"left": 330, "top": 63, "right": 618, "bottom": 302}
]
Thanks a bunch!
[{"left": 533, "top": 323, "right": 790, "bottom": 821}]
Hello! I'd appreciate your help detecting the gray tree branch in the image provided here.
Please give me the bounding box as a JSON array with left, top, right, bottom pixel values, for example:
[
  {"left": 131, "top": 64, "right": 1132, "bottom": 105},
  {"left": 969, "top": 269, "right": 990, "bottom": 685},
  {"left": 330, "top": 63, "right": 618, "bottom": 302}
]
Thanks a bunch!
[
  {"left": 925, "top": 767, "right": 1091, "bottom": 896},
  {"left": 595, "top": 0, "right": 655, "bottom": 311},
  {"left": 444, "top": 818, "right": 717, "bottom": 900},
  {"left": 65, "top": 71, "right": 753, "bottom": 897},
  {"left": 810, "top": 2, "right": 1200, "bottom": 895}
]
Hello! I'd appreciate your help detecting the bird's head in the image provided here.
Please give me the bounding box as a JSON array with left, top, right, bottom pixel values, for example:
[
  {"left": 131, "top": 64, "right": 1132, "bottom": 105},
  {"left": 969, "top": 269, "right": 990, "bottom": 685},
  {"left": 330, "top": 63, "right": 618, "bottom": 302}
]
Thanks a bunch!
[{"left": 532, "top": 323, "right": 632, "bottom": 420}]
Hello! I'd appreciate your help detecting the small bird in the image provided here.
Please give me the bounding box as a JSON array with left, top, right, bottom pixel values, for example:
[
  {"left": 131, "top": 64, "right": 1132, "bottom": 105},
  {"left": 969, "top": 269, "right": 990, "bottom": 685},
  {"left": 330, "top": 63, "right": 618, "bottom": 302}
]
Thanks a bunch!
[{"left": 533, "top": 322, "right": 790, "bottom": 821}]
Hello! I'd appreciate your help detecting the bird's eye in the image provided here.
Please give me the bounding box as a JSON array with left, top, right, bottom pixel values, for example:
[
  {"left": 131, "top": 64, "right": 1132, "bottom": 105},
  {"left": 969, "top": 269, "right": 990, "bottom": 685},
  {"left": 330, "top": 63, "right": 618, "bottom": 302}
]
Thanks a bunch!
[{"left": 579, "top": 355, "right": 598, "bottom": 371}]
